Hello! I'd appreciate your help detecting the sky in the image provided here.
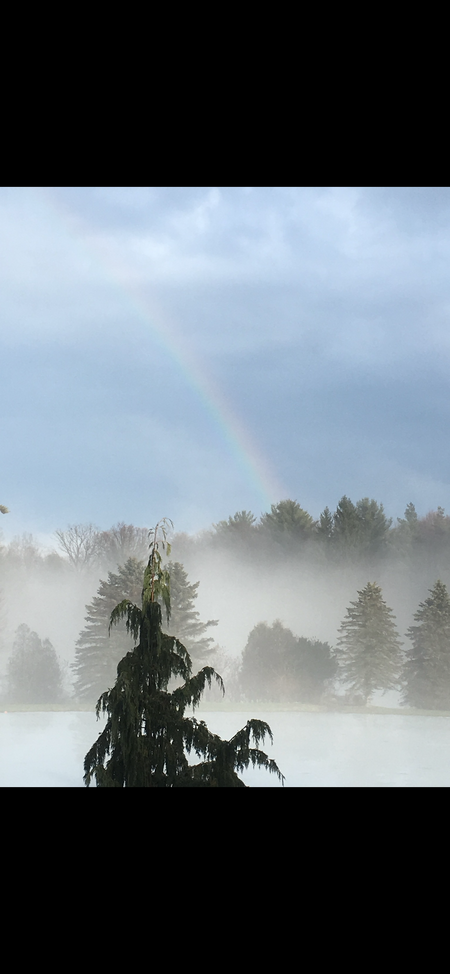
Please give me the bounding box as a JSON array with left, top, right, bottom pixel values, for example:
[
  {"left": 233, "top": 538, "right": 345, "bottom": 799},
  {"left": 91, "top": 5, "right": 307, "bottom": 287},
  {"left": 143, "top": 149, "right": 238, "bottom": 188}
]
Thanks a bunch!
[{"left": 2, "top": 185, "right": 450, "bottom": 547}]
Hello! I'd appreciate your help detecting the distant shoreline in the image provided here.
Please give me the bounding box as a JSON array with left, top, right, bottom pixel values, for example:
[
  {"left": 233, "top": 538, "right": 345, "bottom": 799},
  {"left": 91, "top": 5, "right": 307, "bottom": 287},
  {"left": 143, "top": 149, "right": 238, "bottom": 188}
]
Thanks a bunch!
[{"left": 2, "top": 702, "right": 450, "bottom": 718}]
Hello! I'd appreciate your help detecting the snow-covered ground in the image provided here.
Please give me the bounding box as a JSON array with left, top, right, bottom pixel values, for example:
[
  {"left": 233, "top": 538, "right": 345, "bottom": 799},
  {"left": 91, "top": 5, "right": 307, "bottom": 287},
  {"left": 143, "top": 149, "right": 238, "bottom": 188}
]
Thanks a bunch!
[{"left": 1, "top": 709, "right": 450, "bottom": 786}]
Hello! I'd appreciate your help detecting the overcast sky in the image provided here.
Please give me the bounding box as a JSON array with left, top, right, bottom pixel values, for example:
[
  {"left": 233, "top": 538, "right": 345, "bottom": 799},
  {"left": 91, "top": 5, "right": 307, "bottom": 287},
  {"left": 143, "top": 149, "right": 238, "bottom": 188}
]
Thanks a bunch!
[{"left": 2, "top": 186, "right": 450, "bottom": 545}]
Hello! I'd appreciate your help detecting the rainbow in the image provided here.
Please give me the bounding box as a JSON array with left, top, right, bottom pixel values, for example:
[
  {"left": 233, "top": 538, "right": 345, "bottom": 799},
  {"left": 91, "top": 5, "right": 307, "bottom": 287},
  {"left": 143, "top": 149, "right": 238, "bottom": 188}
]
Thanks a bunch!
[{"left": 38, "top": 188, "right": 288, "bottom": 513}]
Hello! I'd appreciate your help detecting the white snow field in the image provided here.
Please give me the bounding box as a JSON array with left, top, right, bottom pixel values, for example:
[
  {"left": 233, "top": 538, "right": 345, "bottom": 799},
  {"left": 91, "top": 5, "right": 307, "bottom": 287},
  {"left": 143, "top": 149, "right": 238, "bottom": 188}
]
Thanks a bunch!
[{"left": 2, "top": 709, "right": 450, "bottom": 786}]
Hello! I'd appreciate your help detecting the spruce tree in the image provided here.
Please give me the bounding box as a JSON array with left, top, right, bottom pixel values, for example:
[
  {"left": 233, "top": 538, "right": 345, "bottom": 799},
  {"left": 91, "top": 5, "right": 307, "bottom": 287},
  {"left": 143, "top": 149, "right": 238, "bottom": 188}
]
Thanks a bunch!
[
  {"left": 164, "top": 561, "right": 218, "bottom": 659},
  {"left": 336, "top": 582, "right": 403, "bottom": 705},
  {"left": 73, "top": 558, "right": 218, "bottom": 702},
  {"left": 72, "top": 557, "right": 145, "bottom": 702},
  {"left": 402, "top": 580, "right": 450, "bottom": 710},
  {"left": 84, "top": 519, "right": 284, "bottom": 787}
]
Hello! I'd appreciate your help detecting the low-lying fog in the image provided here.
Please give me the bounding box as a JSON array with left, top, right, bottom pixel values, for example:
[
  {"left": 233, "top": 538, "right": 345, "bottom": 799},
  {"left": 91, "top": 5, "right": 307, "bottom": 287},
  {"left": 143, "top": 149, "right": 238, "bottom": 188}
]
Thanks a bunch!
[{"left": 1, "top": 518, "right": 450, "bottom": 704}]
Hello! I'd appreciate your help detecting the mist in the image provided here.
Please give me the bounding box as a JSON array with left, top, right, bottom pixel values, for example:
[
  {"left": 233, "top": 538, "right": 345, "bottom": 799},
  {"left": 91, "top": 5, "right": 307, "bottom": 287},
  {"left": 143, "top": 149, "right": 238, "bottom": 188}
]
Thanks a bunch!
[{"left": 1, "top": 503, "right": 450, "bottom": 705}]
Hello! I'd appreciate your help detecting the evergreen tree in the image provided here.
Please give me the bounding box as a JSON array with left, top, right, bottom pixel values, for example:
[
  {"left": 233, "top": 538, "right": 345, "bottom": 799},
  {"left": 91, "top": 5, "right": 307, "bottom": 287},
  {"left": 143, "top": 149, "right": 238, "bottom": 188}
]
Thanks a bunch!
[
  {"left": 332, "top": 496, "right": 360, "bottom": 548},
  {"left": 391, "top": 502, "right": 419, "bottom": 557},
  {"left": 354, "top": 498, "right": 392, "bottom": 554},
  {"left": 212, "top": 511, "right": 258, "bottom": 545},
  {"left": 336, "top": 582, "right": 403, "bottom": 705},
  {"left": 73, "top": 557, "right": 218, "bottom": 702},
  {"left": 72, "top": 557, "right": 145, "bottom": 702},
  {"left": 332, "top": 497, "right": 391, "bottom": 557},
  {"left": 317, "top": 507, "right": 334, "bottom": 542},
  {"left": 259, "top": 500, "right": 315, "bottom": 552},
  {"left": 84, "top": 519, "right": 284, "bottom": 787},
  {"left": 6, "top": 623, "right": 64, "bottom": 703},
  {"left": 402, "top": 580, "right": 450, "bottom": 710},
  {"left": 164, "top": 561, "right": 218, "bottom": 659},
  {"left": 400, "top": 502, "right": 418, "bottom": 529}
]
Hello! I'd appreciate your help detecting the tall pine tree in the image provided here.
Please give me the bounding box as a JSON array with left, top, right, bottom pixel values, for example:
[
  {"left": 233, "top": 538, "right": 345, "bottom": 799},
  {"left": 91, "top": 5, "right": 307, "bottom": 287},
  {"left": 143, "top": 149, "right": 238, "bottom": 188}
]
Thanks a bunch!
[
  {"left": 73, "top": 558, "right": 218, "bottom": 702},
  {"left": 402, "top": 580, "right": 450, "bottom": 710},
  {"left": 84, "top": 519, "right": 284, "bottom": 787},
  {"left": 336, "top": 582, "right": 403, "bottom": 705},
  {"left": 72, "top": 558, "right": 144, "bottom": 702},
  {"left": 164, "top": 561, "right": 218, "bottom": 659}
]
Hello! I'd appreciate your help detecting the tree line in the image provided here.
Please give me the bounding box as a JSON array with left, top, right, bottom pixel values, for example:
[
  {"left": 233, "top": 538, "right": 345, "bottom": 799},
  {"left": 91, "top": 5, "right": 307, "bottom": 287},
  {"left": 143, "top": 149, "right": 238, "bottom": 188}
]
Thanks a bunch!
[
  {"left": 1, "top": 498, "right": 450, "bottom": 575},
  {"left": 3, "top": 553, "right": 450, "bottom": 712},
  {"left": 3, "top": 500, "right": 450, "bottom": 711}
]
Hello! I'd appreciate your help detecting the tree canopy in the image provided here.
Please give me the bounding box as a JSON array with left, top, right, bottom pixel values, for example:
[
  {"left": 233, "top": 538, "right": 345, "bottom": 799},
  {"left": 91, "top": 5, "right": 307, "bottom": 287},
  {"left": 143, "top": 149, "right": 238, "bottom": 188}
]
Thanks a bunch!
[
  {"left": 239, "top": 619, "right": 336, "bottom": 703},
  {"left": 260, "top": 500, "right": 315, "bottom": 542}
]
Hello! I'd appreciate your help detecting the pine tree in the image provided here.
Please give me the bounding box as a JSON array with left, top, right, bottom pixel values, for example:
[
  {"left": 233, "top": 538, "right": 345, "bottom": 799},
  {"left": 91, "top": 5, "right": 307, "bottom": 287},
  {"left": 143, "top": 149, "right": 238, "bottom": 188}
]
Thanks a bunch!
[
  {"left": 72, "top": 557, "right": 218, "bottom": 702},
  {"left": 6, "top": 623, "right": 64, "bottom": 704},
  {"left": 212, "top": 511, "right": 258, "bottom": 547},
  {"left": 84, "top": 519, "right": 284, "bottom": 787},
  {"left": 72, "top": 557, "right": 145, "bottom": 702},
  {"left": 336, "top": 582, "right": 403, "bottom": 705},
  {"left": 392, "top": 502, "right": 419, "bottom": 558},
  {"left": 332, "top": 497, "right": 391, "bottom": 557},
  {"left": 164, "top": 561, "right": 218, "bottom": 659},
  {"left": 317, "top": 507, "right": 334, "bottom": 542},
  {"left": 259, "top": 500, "right": 315, "bottom": 544},
  {"left": 332, "top": 496, "right": 360, "bottom": 549},
  {"left": 402, "top": 580, "right": 450, "bottom": 710}
]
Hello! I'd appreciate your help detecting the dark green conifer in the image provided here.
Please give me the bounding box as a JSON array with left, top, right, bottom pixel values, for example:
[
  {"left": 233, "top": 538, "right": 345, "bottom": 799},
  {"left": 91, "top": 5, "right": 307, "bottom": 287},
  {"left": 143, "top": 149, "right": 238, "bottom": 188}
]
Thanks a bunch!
[
  {"left": 84, "top": 519, "right": 284, "bottom": 787},
  {"left": 73, "top": 557, "right": 218, "bottom": 702}
]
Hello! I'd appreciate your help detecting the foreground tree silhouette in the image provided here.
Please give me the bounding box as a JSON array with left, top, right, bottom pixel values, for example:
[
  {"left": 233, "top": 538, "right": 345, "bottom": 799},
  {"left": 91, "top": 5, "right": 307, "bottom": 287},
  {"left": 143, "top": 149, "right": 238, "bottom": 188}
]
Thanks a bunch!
[{"left": 84, "top": 519, "right": 284, "bottom": 787}]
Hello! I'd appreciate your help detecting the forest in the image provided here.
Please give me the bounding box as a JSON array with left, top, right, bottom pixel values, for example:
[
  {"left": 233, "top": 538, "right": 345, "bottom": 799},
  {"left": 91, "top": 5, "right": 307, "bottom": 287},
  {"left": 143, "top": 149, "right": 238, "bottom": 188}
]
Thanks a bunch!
[{"left": 2, "top": 497, "right": 450, "bottom": 712}]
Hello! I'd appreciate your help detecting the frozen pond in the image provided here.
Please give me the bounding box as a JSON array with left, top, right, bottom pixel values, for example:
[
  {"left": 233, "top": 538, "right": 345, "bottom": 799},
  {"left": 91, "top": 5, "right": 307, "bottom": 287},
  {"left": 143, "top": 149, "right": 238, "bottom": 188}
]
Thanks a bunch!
[{"left": 1, "top": 709, "right": 450, "bottom": 786}]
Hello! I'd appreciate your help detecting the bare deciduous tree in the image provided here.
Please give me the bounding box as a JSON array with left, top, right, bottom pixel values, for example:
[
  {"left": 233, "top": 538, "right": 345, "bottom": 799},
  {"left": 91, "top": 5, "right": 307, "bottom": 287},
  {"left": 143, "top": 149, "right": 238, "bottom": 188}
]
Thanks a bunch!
[
  {"left": 54, "top": 523, "right": 100, "bottom": 571},
  {"left": 95, "top": 522, "right": 149, "bottom": 570}
]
